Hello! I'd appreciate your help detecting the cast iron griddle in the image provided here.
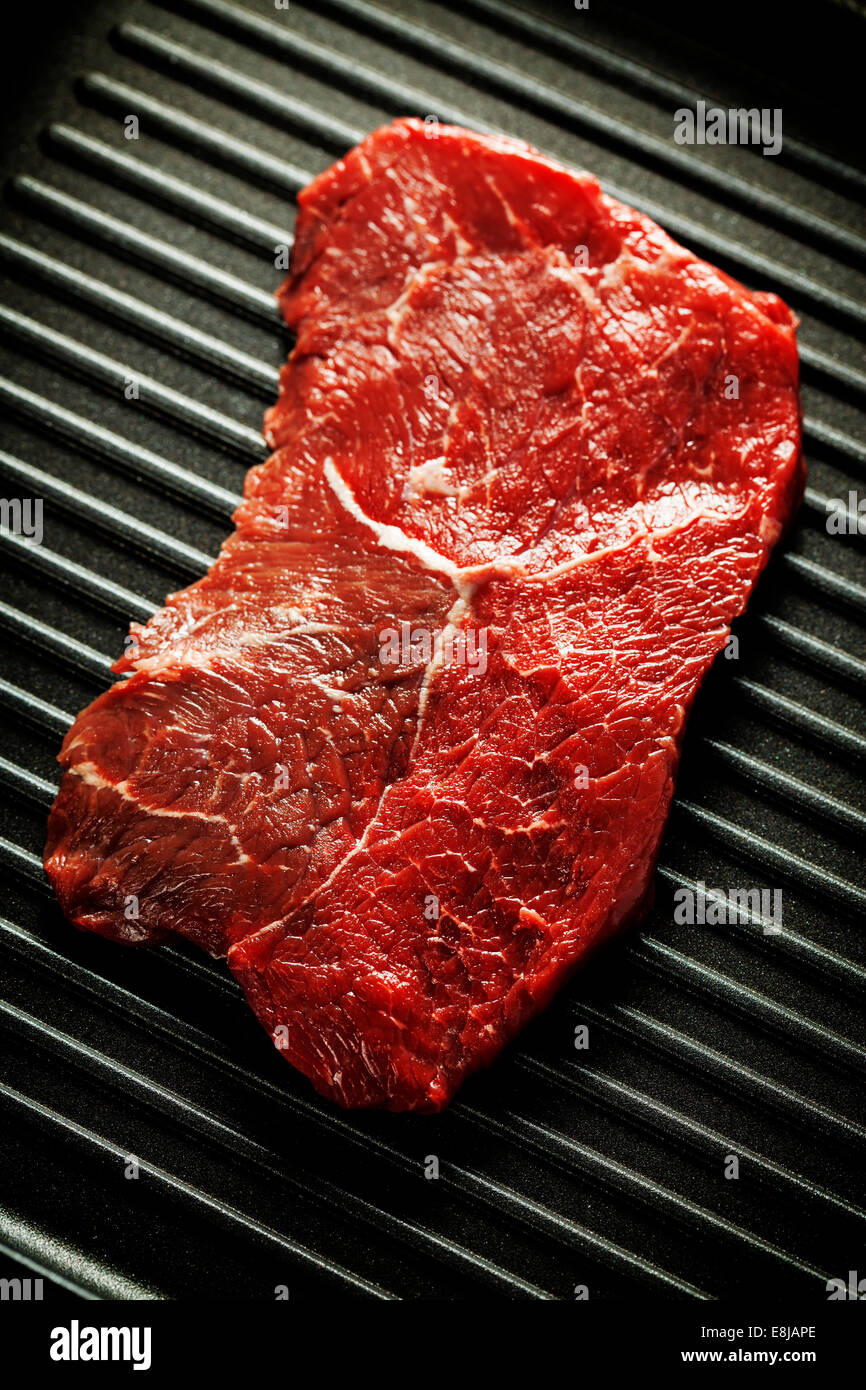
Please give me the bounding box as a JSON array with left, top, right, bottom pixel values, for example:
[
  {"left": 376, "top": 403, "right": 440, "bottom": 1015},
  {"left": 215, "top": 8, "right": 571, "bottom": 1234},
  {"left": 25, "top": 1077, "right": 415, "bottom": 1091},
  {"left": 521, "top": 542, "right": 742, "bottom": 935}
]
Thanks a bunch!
[{"left": 0, "top": 0, "right": 863, "bottom": 1298}]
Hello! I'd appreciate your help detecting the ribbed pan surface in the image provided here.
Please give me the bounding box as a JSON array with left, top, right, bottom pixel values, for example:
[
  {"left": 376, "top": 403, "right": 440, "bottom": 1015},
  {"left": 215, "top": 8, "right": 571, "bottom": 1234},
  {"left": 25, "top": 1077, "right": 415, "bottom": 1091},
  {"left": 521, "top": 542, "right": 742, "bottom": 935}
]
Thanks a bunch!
[{"left": 0, "top": 0, "right": 863, "bottom": 1299}]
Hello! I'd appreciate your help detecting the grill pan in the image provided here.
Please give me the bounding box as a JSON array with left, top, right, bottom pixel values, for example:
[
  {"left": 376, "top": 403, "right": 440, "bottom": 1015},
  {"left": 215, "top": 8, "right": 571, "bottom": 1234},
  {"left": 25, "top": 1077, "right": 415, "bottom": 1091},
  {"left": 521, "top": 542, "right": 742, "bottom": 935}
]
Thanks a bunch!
[{"left": 0, "top": 0, "right": 864, "bottom": 1301}]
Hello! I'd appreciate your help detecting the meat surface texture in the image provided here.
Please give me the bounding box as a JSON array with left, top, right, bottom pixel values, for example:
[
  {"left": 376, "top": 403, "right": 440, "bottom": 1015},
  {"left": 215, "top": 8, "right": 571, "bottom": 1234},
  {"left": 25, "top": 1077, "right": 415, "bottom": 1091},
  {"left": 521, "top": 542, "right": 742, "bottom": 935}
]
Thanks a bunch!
[{"left": 45, "top": 119, "right": 803, "bottom": 1112}]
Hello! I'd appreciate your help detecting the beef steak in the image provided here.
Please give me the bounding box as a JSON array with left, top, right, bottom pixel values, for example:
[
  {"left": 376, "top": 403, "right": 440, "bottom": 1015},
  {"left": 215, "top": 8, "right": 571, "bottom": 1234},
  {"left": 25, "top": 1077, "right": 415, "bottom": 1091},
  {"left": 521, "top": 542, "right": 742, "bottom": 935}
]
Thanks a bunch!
[{"left": 45, "top": 119, "right": 803, "bottom": 1111}]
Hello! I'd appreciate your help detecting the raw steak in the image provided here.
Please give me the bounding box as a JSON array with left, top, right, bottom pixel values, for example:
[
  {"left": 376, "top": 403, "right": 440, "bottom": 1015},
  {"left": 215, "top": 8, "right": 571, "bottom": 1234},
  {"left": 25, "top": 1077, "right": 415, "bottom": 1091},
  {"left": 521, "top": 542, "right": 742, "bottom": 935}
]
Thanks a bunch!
[{"left": 45, "top": 119, "right": 803, "bottom": 1112}]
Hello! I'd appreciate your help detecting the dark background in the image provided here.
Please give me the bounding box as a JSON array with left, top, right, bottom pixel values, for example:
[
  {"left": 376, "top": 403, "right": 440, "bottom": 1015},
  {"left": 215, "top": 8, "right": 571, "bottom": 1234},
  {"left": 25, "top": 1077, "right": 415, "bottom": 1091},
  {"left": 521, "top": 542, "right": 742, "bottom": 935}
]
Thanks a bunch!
[{"left": 4, "top": 0, "right": 866, "bottom": 158}]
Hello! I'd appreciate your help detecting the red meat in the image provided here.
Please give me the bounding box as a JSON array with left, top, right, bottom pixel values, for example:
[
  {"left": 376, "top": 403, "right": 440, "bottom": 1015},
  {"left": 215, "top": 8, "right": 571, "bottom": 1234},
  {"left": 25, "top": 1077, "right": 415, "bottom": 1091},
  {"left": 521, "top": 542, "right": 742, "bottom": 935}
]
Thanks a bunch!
[{"left": 45, "top": 119, "right": 803, "bottom": 1111}]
